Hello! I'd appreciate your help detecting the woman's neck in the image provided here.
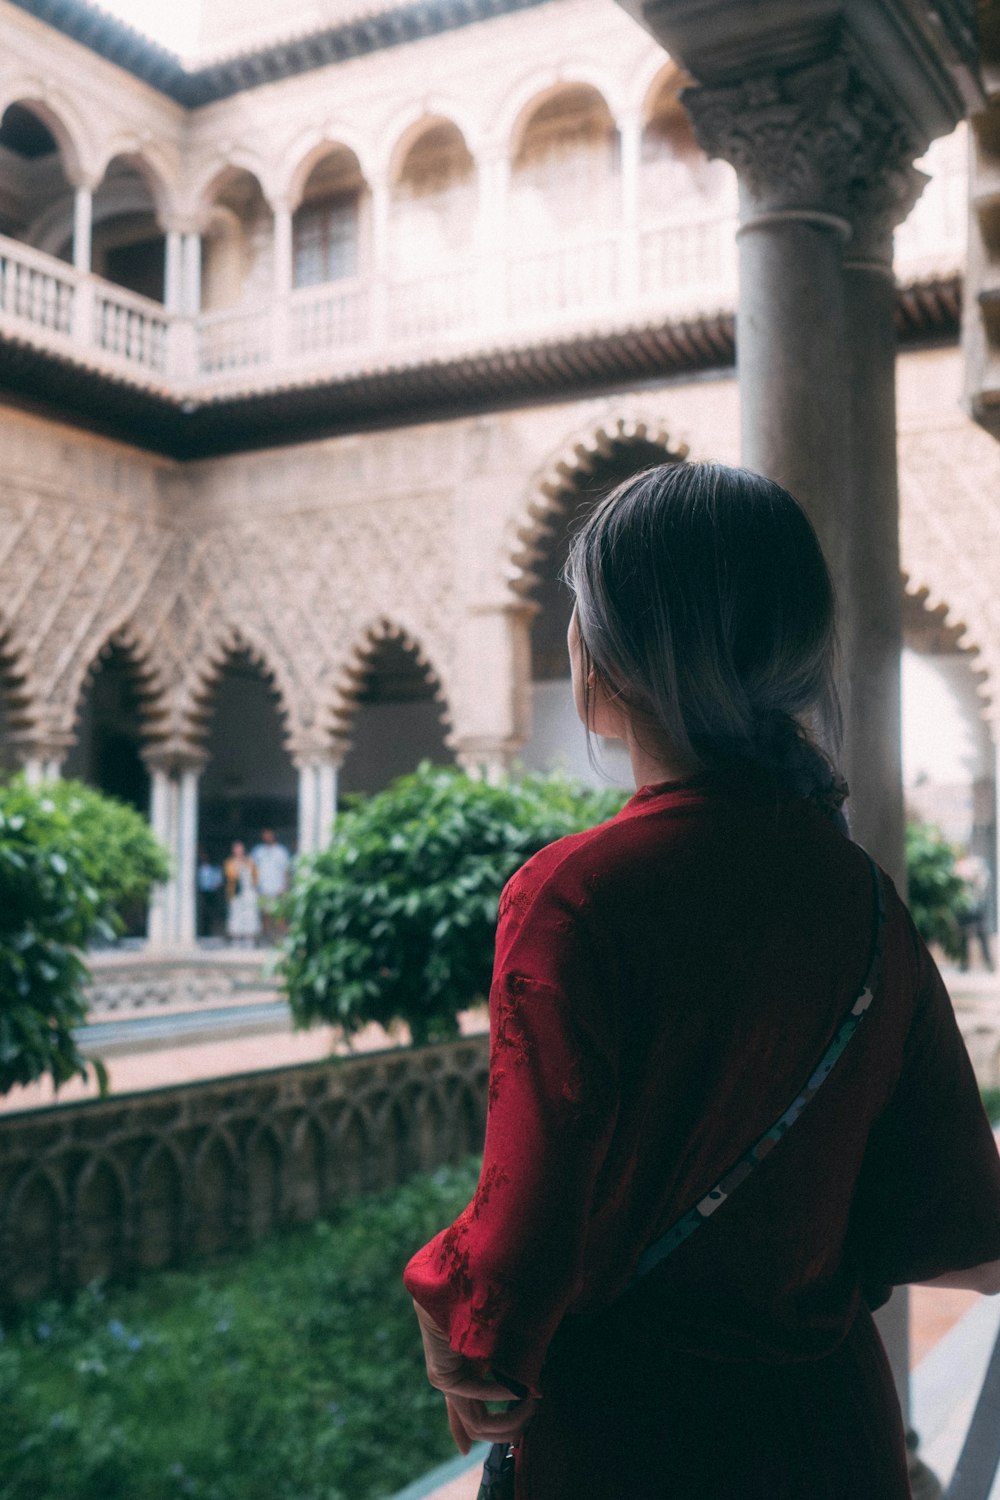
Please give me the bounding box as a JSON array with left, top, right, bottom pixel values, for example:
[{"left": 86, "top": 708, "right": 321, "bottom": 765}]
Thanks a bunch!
[{"left": 624, "top": 725, "right": 693, "bottom": 791}]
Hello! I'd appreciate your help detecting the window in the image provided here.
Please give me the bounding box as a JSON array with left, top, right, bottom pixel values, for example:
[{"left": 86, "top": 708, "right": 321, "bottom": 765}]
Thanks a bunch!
[{"left": 293, "top": 197, "right": 359, "bottom": 288}]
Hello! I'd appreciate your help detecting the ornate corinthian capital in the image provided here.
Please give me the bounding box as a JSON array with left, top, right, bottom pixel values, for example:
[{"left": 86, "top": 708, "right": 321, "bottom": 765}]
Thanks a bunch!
[{"left": 683, "top": 54, "right": 926, "bottom": 249}]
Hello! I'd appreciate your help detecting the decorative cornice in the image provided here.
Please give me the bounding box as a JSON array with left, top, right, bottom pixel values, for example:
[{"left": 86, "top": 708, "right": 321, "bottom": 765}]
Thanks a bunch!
[
  {"left": 0, "top": 277, "right": 959, "bottom": 460},
  {"left": 6, "top": 0, "right": 554, "bottom": 107}
]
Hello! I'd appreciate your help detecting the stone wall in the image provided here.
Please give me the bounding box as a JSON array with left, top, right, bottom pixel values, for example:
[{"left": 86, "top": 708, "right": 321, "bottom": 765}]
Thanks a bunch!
[{"left": 0, "top": 1036, "right": 488, "bottom": 1308}]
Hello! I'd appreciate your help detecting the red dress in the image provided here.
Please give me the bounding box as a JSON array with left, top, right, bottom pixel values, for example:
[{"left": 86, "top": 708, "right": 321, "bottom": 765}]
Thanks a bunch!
[{"left": 403, "top": 774, "right": 1000, "bottom": 1498}]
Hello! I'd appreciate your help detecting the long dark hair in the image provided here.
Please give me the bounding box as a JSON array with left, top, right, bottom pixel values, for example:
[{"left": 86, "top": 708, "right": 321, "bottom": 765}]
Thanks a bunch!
[{"left": 564, "top": 462, "right": 847, "bottom": 816}]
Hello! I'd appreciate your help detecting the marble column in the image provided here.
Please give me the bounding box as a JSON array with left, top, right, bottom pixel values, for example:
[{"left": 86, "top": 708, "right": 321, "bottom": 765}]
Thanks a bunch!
[
  {"left": 272, "top": 201, "right": 294, "bottom": 360},
  {"left": 72, "top": 183, "right": 93, "bottom": 273},
  {"left": 454, "top": 599, "right": 536, "bottom": 781},
  {"left": 164, "top": 229, "right": 185, "bottom": 314},
  {"left": 182, "top": 232, "right": 202, "bottom": 316},
  {"left": 618, "top": 113, "right": 643, "bottom": 308},
  {"left": 296, "top": 756, "right": 342, "bottom": 855},
  {"left": 146, "top": 758, "right": 202, "bottom": 949}
]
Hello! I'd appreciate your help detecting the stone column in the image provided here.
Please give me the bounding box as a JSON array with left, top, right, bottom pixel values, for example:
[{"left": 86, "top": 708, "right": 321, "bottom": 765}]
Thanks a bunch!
[
  {"left": 72, "top": 182, "right": 93, "bottom": 273},
  {"left": 182, "top": 232, "right": 202, "bottom": 316},
  {"left": 145, "top": 756, "right": 202, "bottom": 949},
  {"left": 295, "top": 754, "right": 343, "bottom": 854},
  {"left": 164, "top": 229, "right": 185, "bottom": 314},
  {"left": 685, "top": 62, "right": 856, "bottom": 579},
  {"left": 272, "top": 200, "right": 294, "bottom": 361},
  {"left": 369, "top": 177, "right": 391, "bottom": 345},
  {"left": 476, "top": 153, "right": 509, "bottom": 337},
  {"left": 841, "top": 151, "right": 926, "bottom": 893},
  {"left": 618, "top": 113, "right": 644, "bottom": 308}
]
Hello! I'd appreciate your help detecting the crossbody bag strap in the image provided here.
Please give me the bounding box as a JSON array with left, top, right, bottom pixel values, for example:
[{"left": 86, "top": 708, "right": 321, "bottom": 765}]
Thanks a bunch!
[{"left": 629, "top": 849, "right": 887, "bottom": 1287}]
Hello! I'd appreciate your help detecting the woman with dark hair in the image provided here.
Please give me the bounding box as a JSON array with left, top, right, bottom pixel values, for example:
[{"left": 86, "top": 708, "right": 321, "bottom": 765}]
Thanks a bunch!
[{"left": 403, "top": 463, "right": 1000, "bottom": 1499}]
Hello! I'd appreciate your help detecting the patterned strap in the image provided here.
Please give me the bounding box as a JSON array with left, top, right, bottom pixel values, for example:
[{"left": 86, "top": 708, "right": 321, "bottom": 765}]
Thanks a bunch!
[{"left": 631, "top": 851, "right": 886, "bottom": 1285}]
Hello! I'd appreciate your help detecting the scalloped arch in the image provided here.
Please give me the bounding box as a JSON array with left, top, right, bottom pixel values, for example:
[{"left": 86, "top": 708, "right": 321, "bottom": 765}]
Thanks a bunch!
[
  {"left": 0, "top": 614, "right": 43, "bottom": 750},
  {"left": 325, "top": 615, "right": 457, "bottom": 752},
  {"left": 57, "top": 620, "right": 171, "bottom": 749},
  {"left": 179, "top": 624, "right": 301, "bottom": 757},
  {"left": 506, "top": 411, "right": 690, "bottom": 598},
  {"left": 902, "top": 576, "right": 997, "bottom": 729}
]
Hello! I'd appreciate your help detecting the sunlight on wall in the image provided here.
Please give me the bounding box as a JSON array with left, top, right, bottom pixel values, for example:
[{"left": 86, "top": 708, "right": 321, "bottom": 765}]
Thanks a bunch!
[{"left": 902, "top": 649, "right": 986, "bottom": 788}]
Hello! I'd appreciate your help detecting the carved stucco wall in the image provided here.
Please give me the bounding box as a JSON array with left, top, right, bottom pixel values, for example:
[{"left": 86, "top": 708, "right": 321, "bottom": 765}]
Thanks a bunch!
[{"left": 0, "top": 345, "right": 996, "bottom": 777}]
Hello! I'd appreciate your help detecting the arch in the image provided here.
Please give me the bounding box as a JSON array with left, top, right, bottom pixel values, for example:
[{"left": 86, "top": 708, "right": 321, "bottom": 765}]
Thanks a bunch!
[
  {"left": 58, "top": 619, "right": 170, "bottom": 749},
  {"left": 0, "top": 616, "right": 42, "bottom": 770},
  {"left": 246, "top": 1126, "right": 283, "bottom": 1240},
  {"left": 3, "top": 1168, "right": 64, "bottom": 1302},
  {"left": 92, "top": 142, "right": 177, "bottom": 225},
  {"left": 0, "top": 90, "right": 87, "bottom": 184},
  {"left": 135, "top": 1139, "right": 185, "bottom": 1271},
  {"left": 285, "top": 136, "right": 371, "bottom": 213},
  {"left": 73, "top": 1155, "right": 128, "bottom": 1286},
  {"left": 328, "top": 1103, "right": 373, "bottom": 1198},
  {"left": 182, "top": 625, "right": 298, "bottom": 757},
  {"left": 506, "top": 78, "right": 619, "bottom": 165},
  {"left": 491, "top": 67, "right": 626, "bottom": 159},
  {"left": 509, "top": 412, "right": 691, "bottom": 597},
  {"left": 442, "top": 1075, "right": 486, "bottom": 1158},
  {"left": 287, "top": 1113, "right": 329, "bottom": 1222},
  {"left": 190, "top": 157, "right": 276, "bottom": 223},
  {"left": 192, "top": 1130, "right": 240, "bottom": 1256},
  {"left": 639, "top": 59, "right": 689, "bottom": 126},
  {"left": 327, "top": 616, "right": 457, "bottom": 751},
  {"left": 901, "top": 580, "right": 997, "bottom": 728},
  {"left": 380, "top": 100, "right": 480, "bottom": 184}
]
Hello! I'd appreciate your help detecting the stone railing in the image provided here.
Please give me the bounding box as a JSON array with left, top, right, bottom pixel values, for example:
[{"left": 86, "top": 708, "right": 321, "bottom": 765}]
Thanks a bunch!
[
  {"left": 0, "top": 1035, "right": 489, "bottom": 1306},
  {"left": 84, "top": 950, "right": 281, "bottom": 1016}
]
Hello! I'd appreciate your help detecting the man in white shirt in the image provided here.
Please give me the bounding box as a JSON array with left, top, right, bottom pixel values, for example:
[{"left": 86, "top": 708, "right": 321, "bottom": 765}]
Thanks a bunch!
[{"left": 250, "top": 827, "right": 292, "bottom": 942}]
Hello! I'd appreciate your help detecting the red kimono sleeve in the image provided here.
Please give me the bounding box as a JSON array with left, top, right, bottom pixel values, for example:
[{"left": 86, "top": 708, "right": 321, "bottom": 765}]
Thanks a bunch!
[
  {"left": 403, "top": 859, "right": 619, "bottom": 1396},
  {"left": 848, "top": 904, "right": 1000, "bottom": 1303}
]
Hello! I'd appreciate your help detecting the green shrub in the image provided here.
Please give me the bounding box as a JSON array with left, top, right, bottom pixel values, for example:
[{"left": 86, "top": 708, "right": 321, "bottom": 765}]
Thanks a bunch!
[
  {"left": 0, "top": 781, "right": 104, "bottom": 1093},
  {"left": 38, "top": 779, "right": 170, "bottom": 935},
  {"left": 0, "top": 1158, "right": 481, "bottom": 1500},
  {"left": 282, "top": 763, "right": 626, "bottom": 1045},
  {"left": 905, "top": 821, "right": 966, "bottom": 959},
  {"left": 981, "top": 1087, "right": 1000, "bottom": 1125},
  {"left": 0, "top": 778, "right": 167, "bottom": 1094}
]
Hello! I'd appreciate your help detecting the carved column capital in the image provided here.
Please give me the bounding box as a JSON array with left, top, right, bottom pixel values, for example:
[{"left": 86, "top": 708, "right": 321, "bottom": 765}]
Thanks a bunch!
[{"left": 683, "top": 54, "right": 926, "bottom": 251}]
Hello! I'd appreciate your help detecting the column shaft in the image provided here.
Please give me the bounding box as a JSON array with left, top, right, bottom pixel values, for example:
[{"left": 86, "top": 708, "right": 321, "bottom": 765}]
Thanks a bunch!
[
  {"left": 177, "top": 769, "right": 199, "bottom": 946},
  {"left": 619, "top": 116, "right": 643, "bottom": 308},
  {"left": 316, "top": 762, "right": 338, "bottom": 846},
  {"left": 737, "top": 213, "right": 851, "bottom": 583},
  {"left": 164, "top": 230, "right": 185, "bottom": 314},
  {"left": 182, "top": 233, "right": 202, "bottom": 316},
  {"left": 147, "top": 769, "right": 172, "bottom": 948},
  {"left": 297, "top": 763, "right": 318, "bottom": 855},
  {"left": 841, "top": 258, "right": 906, "bottom": 890},
  {"left": 72, "top": 185, "right": 93, "bottom": 274}
]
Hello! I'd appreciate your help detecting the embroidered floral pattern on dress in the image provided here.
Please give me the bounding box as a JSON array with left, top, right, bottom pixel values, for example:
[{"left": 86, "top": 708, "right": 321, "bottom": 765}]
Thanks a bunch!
[
  {"left": 472, "top": 1163, "right": 510, "bottom": 1219},
  {"left": 492, "top": 978, "right": 532, "bottom": 1068},
  {"left": 436, "top": 1212, "right": 474, "bottom": 1299}
]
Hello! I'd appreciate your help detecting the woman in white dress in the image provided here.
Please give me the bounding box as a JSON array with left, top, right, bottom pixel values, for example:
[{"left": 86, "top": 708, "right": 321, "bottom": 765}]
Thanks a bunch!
[{"left": 224, "top": 841, "right": 261, "bottom": 947}]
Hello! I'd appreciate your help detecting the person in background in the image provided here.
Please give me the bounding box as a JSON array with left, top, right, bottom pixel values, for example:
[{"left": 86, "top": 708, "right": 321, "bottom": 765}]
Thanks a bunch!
[
  {"left": 196, "top": 846, "right": 225, "bottom": 939},
  {"left": 250, "top": 827, "right": 292, "bottom": 943},
  {"left": 224, "top": 840, "right": 260, "bottom": 948},
  {"left": 955, "top": 850, "right": 995, "bottom": 972}
]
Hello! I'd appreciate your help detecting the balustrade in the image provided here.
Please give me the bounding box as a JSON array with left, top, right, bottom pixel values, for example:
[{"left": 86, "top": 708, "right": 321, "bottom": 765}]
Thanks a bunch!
[{"left": 0, "top": 159, "right": 966, "bottom": 397}]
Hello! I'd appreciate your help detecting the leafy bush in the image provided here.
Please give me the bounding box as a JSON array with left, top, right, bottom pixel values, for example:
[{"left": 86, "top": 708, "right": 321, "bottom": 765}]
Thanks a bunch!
[
  {"left": 0, "top": 1158, "right": 481, "bottom": 1500},
  {"left": 905, "top": 821, "right": 966, "bottom": 958},
  {"left": 38, "top": 779, "right": 170, "bottom": 934},
  {"left": 282, "top": 763, "right": 626, "bottom": 1044},
  {"left": 981, "top": 1087, "right": 1000, "bottom": 1125},
  {"left": 0, "top": 781, "right": 104, "bottom": 1093},
  {"left": 0, "top": 778, "right": 166, "bottom": 1094}
]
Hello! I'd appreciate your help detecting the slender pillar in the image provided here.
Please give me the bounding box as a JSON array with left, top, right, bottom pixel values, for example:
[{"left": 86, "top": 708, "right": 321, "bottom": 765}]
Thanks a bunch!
[
  {"left": 72, "top": 184, "right": 93, "bottom": 273},
  {"left": 316, "top": 761, "right": 338, "bottom": 847},
  {"left": 369, "top": 178, "right": 391, "bottom": 345},
  {"left": 618, "top": 114, "right": 643, "bottom": 308},
  {"left": 454, "top": 600, "right": 536, "bottom": 782},
  {"left": 147, "top": 768, "right": 173, "bottom": 948},
  {"left": 177, "top": 767, "right": 200, "bottom": 946},
  {"left": 273, "top": 201, "right": 294, "bottom": 360},
  {"left": 164, "top": 229, "right": 185, "bottom": 314},
  {"left": 297, "top": 761, "right": 318, "bottom": 856},
  {"left": 182, "top": 232, "right": 202, "bottom": 316}
]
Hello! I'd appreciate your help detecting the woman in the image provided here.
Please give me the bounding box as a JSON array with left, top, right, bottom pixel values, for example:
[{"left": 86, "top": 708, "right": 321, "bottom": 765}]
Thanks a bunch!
[
  {"left": 224, "top": 840, "right": 260, "bottom": 947},
  {"left": 403, "top": 464, "right": 1000, "bottom": 1499}
]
